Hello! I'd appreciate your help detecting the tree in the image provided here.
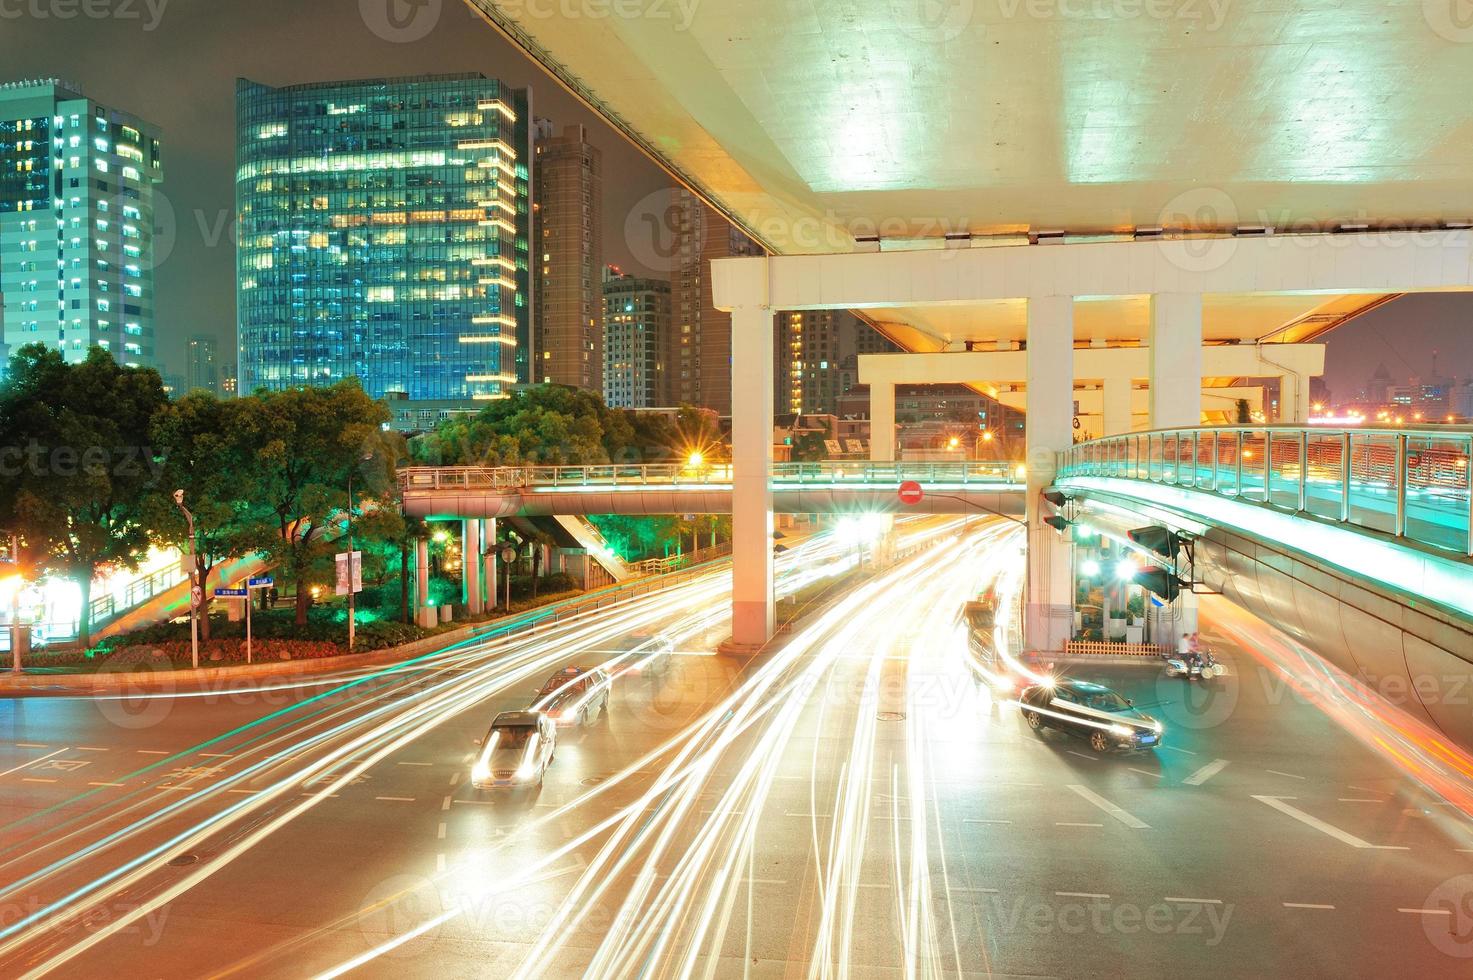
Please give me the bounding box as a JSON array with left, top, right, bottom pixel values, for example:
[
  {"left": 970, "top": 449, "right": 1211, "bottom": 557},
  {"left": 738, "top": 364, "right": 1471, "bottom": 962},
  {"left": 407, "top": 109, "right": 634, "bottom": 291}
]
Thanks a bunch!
[
  {"left": 1235, "top": 399, "right": 1253, "bottom": 424},
  {"left": 144, "top": 393, "right": 257, "bottom": 641},
  {"left": 0, "top": 346, "right": 168, "bottom": 647},
  {"left": 232, "top": 382, "right": 392, "bottom": 626}
]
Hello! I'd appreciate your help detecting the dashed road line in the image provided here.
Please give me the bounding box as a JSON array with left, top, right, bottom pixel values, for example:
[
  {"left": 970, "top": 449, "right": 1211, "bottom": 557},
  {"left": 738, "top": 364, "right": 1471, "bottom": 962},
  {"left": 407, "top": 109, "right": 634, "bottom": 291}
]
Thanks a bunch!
[
  {"left": 228, "top": 789, "right": 259, "bottom": 795},
  {"left": 21, "top": 777, "right": 57, "bottom": 784},
  {"left": 87, "top": 781, "right": 125, "bottom": 787},
  {"left": 1399, "top": 908, "right": 1452, "bottom": 916},
  {"left": 136, "top": 750, "right": 170, "bottom": 756},
  {"left": 962, "top": 818, "right": 1012, "bottom": 825},
  {"left": 1253, "top": 795, "right": 1409, "bottom": 850},
  {"left": 441, "top": 795, "right": 453, "bottom": 812},
  {"left": 1183, "top": 759, "right": 1230, "bottom": 786},
  {"left": 0, "top": 748, "right": 67, "bottom": 778},
  {"left": 436, "top": 822, "right": 447, "bottom": 840},
  {"left": 1338, "top": 798, "right": 1382, "bottom": 803},
  {"left": 436, "top": 853, "right": 446, "bottom": 873},
  {"left": 1163, "top": 746, "right": 1198, "bottom": 756},
  {"left": 398, "top": 762, "right": 432, "bottom": 767},
  {"left": 200, "top": 753, "right": 234, "bottom": 758},
  {"left": 1068, "top": 784, "right": 1151, "bottom": 829},
  {"left": 1266, "top": 769, "right": 1306, "bottom": 780},
  {"left": 76, "top": 747, "right": 108, "bottom": 752},
  {"left": 15, "top": 743, "right": 48, "bottom": 749},
  {"left": 1166, "top": 897, "right": 1222, "bottom": 905},
  {"left": 376, "top": 796, "right": 416, "bottom": 802},
  {"left": 1065, "top": 751, "right": 1099, "bottom": 762},
  {"left": 1056, "top": 892, "right": 1109, "bottom": 899},
  {"left": 1056, "top": 822, "right": 1104, "bottom": 828},
  {"left": 1128, "top": 768, "right": 1162, "bottom": 779},
  {"left": 1283, "top": 903, "right": 1335, "bottom": 910}
]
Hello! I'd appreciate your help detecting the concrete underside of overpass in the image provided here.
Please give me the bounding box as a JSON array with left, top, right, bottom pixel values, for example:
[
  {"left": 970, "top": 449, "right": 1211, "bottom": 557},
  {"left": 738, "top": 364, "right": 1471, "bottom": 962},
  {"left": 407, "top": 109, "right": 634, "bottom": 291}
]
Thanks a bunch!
[{"left": 1058, "top": 481, "right": 1473, "bottom": 750}]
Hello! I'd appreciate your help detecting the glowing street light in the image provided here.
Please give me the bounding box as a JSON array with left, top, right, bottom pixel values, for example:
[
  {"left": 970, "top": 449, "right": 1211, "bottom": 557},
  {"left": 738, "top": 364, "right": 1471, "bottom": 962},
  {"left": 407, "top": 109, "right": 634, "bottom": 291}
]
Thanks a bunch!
[
  {"left": 1080, "top": 558, "right": 1101, "bottom": 577},
  {"left": 1114, "top": 558, "right": 1138, "bottom": 581}
]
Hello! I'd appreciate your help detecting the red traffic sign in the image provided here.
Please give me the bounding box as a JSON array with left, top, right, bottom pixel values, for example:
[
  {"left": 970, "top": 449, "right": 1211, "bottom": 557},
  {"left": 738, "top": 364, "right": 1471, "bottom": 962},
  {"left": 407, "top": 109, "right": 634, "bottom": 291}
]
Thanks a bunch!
[{"left": 898, "top": 480, "right": 925, "bottom": 505}]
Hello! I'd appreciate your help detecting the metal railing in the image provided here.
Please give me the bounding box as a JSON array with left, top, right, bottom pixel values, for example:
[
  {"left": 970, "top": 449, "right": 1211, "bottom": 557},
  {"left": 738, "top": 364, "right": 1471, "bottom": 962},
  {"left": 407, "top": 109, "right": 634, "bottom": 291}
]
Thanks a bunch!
[
  {"left": 400, "top": 460, "right": 1020, "bottom": 492},
  {"left": 87, "top": 560, "right": 189, "bottom": 629},
  {"left": 1058, "top": 424, "right": 1473, "bottom": 557}
]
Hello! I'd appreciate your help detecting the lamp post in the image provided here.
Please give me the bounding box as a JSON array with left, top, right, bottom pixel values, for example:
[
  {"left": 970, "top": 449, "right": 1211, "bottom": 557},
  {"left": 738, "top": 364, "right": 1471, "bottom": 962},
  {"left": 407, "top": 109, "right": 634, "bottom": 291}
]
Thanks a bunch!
[
  {"left": 172, "top": 490, "right": 200, "bottom": 670},
  {"left": 345, "top": 453, "right": 372, "bottom": 651}
]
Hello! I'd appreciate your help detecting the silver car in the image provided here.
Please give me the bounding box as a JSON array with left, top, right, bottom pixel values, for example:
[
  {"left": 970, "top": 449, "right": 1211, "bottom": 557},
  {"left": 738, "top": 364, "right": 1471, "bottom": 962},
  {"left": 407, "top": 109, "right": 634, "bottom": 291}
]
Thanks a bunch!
[{"left": 471, "top": 711, "right": 557, "bottom": 789}]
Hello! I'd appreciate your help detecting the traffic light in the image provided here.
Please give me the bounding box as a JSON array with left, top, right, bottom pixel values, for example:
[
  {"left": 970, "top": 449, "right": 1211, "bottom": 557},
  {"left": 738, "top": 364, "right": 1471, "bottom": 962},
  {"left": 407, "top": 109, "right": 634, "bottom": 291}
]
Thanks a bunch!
[
  {"left": 1041, "top": 489, "right": 1069, "bottom": 508},
  {"left": 1127, "top": 525, "right": 1182, "bottom": 559},
  {"left": 1134, "top": 568, "right": 1186, "bottom": 601},
  {"left": 1043, "top": 515, "right": 1072, "bottom": 533}
]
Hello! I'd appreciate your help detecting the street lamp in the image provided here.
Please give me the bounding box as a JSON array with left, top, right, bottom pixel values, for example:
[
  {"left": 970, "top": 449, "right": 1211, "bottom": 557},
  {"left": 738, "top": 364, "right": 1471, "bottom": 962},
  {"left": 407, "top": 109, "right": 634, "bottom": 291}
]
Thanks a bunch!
[
  {"left": 345, "top": 452, "right": 373, "bottom": 651},
  {"left": 172, "top": 489, "right": 200, "bottom": 670}
]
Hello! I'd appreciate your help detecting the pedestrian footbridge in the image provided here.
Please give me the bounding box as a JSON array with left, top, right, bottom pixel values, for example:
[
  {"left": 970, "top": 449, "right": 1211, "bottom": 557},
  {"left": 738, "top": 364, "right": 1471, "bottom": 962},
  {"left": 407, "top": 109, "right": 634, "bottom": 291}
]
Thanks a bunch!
[
  {"left": 1051, "top": 424, "right": 1473, "bottom": 747},
  {"left": 399, "top": 462, "right": 1025, "bottom": 521}
]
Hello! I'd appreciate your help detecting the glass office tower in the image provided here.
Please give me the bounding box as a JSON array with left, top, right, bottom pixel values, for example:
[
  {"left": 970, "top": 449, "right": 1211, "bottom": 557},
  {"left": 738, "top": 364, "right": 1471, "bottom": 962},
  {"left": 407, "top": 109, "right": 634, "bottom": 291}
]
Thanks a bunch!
[
  {"left": 0, "top": 79, "right": 164, "bottom": 370},
  {"left": 236, "top": 74, "right": 532, "bottom": 416}
]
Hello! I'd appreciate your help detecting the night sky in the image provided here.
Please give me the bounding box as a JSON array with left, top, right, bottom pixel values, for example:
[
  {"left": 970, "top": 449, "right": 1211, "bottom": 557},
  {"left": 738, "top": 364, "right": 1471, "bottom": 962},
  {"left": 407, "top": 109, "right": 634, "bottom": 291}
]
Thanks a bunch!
[{"left": 1, "top": 0, "right": 1469, "bottom": 396}]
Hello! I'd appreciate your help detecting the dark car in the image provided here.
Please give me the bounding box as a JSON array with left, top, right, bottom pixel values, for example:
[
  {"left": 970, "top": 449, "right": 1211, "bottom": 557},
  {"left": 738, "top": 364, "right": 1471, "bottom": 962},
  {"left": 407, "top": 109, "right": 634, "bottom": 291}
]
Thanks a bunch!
[
  {"left": 531, "top": 666, "right": 612, "bottom": 727},
  {"left": 1019, "top": 678, "right": 1163, "bottom": 753}
]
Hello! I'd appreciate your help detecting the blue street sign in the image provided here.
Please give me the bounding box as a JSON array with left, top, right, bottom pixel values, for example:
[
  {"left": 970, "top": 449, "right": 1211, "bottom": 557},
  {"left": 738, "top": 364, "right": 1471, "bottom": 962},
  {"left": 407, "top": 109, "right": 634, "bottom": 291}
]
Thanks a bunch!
[
  {"left": 215, "top": 588, "right": 247, "bottom": 597},
  {"left": 248, "top": 577, "right": 274, "bottom": 588}
]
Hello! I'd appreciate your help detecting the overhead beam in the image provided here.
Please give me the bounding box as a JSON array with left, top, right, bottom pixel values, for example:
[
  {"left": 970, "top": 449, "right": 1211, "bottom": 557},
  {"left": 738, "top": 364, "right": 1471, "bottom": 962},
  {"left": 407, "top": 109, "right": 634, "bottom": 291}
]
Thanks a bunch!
[{"left": 857, "top": 344, "right": 1325, "bottom": 386}]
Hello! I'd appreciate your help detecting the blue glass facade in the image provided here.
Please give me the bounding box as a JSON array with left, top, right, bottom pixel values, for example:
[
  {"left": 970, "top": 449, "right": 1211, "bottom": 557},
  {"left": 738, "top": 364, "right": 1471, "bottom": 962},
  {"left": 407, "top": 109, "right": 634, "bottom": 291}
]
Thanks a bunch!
[{"left": 235, "top": 74, "right": 532, "bottom": 405}]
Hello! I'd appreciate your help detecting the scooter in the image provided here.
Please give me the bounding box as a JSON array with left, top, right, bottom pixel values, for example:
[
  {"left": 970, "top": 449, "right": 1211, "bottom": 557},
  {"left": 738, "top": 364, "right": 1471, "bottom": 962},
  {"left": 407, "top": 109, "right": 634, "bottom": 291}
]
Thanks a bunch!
[{"left": 1163, "top": 649, "right": 1225, "bottom": 681}]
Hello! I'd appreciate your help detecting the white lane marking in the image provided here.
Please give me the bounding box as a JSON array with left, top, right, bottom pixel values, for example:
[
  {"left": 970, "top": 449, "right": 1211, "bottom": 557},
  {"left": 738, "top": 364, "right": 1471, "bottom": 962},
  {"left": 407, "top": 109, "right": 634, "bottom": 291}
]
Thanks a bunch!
[
  {"left": 1183, "top": 759, "right": 1230, "bottom": 786},
  {"left": 136, "top": 750, "right": 169, "bottom": 756},
  {"left": 448, "top": 773, "right": 461, "bottom": 788},
  {"left": 1266, "top": 769, "right": 1306, "bottom": 780},
  {"left": 14, "top": 743, "right": 47, "bottom": 749},
  {"left": 398, "top": 762, "right": 432, "bottom": 767},
  {"left": 1399, "top": 908, "right": 1452, "bottom": 916},
  {"left": 1068, "top": 784, "right": 1151, "bottom": 829},
  {"left": 200, "top": 753, "right": 234, "bottom": 758},
  {"left": 1348, "top": 785, "right": 1377, "bottom": 793},
  {"left": 742, "top": 877, "right": 786, "bottom": 886},
  {"left": 950, "top": 887, "right": 999, "bottom": 894},
  {"left": 1166, "top": 897, "right": 1222, "bottom": 905},
  {"left": 21, "top": 778, "right": 57, "bottom": 784},
  {"left": 1338, "top": 798, "right": 1382, "bottom": 803},
  {"left": 1056, "top": 892, "right": 1110, "bottom": 899},
  {"left": 1252, "top": 795, "right": 1409, "bottom": 850},
  {"left": 1056, "top": 822, "right": 1104, "bottom": 828},
  {"left": 1128, "top": 768, "right": 1162, "bottom": 779},
  {"left": 1163, "top": 746, "right": 1198, "bottom": 756},
  {"left": 436, "top": 823, "right": 446, "bottom": 840},
  {"left": 441, "top": 795, "right": 452, "bottom": 812},
  {"left": 76, "top": 747, "right": 108, "bottom": 752},
  {"left": 375, "top": 796, "right": 415, "bottom": 802},
  {"left": 301, "top": 792, "right": 338, "bottom": 799},
  {"left": 87, "top": 781, "right": 125, "bottom": 787},
  {"left": 1065, "top": 751, "right": 1099, "bottom": 762},
  {"left": 1283, "top": 903, "right": 1335, "bottom": 910},
  {"left": 436, "top": 853, "right": 446, "bottom": 874},
  {"left": 227, "top": 789, "right": 259, "bottom": 795},
  {"left": 0, "top": 748, "right": 68, "bottom": 778},
  {"left": 962, "top": 819, "right": 1012, "bottom": 825}
]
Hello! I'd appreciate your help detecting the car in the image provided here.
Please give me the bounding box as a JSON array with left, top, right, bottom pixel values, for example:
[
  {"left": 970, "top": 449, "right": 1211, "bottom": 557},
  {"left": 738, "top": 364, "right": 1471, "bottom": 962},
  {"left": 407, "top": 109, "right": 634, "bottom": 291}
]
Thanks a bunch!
[
  {"left": 470, "top": 711, "right": 557, "bottom": 789},
  {"left": 1018, "top": 678, "right": 1164, "bottom": 753},
  {"left": 625, "top": 633, "right": 674, "bottom": 675},
  {"left": 531, "top": 666, "right": 612, "bottom": 727}
]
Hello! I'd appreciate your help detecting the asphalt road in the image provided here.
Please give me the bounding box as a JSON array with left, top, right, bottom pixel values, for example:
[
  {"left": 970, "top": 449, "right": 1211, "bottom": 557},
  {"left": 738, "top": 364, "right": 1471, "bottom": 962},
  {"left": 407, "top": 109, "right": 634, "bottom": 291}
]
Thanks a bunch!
[{"left": 1, "top": 518, "right": 1472, "bottom": 978}]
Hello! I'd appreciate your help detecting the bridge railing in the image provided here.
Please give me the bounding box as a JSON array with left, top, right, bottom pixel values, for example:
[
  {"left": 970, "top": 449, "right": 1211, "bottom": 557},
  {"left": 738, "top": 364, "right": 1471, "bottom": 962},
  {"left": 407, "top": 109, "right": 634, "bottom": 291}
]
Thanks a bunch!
[
  {"left": 399, "top": 460, "right": 1019, "bottom": 492},
  {"left": 1058, "top": 424, "right": 1473, "bottom": 557}
]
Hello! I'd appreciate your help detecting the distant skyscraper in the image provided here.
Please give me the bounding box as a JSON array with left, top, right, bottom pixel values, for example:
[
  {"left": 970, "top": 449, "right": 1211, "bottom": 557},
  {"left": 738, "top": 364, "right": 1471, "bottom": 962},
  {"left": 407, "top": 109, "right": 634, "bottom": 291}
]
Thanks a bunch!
[
  {"left": 602, "top": 266, "right": 669, "bottom": 408},
  {"left": 0, "top": 79, "right": 163, "bottom": 369},
  {"left": 235, "top": 74, "right": 532, "bottom": 412},
  {"left": 775, "top": 310, "right": 899, "bottom": 416},
  {"left": 220, "top": 363, "right": 238, "bottom": 397},
  {"left": 668, "top": 189, "right": 761, "bottom": 414},
  {"left": 532, "top": 121, "right": 603, "bottom": 391},
  {"left": 185, "top": 334, "right": 219, "bottom": 394}
]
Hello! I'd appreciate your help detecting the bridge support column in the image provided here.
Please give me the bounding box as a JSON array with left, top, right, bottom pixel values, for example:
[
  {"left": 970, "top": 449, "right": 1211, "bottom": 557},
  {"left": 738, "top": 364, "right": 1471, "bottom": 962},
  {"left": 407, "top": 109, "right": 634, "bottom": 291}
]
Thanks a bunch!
[
  {"left": 870, "top": 382, "right": 895, "bottom": 461},
  {"left": 415, "top": 536, "right": 435, "bottom": 629},
  {"left": 1026, "top": 295, "right": 1074, "bottom": 654},
  {"left": 483, "top": 518, "right": 498, "bottom": 610},
  {"left": 464, "top": 519, "right": 483, "bottom": 616},
  {"left": 1281, "top": 371, "right": 1312, "bottom": 423},
  {"left": 1102, "top": 377, "right": 1134, "bottom": 437},
  {"left": 1148, "top": 293, "right": 1204, "bottom": 428},
  {"left": 730, "top": 298, "right": 776, "bottom": 650}
]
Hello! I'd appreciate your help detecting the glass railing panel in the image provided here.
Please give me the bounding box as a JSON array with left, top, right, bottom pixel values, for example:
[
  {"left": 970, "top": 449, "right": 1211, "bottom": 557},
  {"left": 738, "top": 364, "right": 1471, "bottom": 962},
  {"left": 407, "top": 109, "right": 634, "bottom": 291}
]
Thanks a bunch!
[
  {"left": 1267, "top": 431, "right": 1302, "bottom": 511},
  {"left": 1347, "top": 433, "right": 1398, "bottom": 536},
  {"left": 1403, "top": 434, "right": 1470, "bottom": 553},
  {"left": 1304, "top": 433, "right": 1346, "bottom": 521},
  {"left": 1238, "top": 432, "right": 1266, "bottom": 501}
]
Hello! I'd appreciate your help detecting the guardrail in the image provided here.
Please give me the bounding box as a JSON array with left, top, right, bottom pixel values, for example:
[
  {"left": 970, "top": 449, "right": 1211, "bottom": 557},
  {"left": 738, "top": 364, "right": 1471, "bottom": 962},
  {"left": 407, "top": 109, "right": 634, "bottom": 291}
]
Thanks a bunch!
[
  {"left": 1058, "top": 424, "right": 1473, "bottom": 557},
  {"left": 400, "top": 460, "right": 1019, "bottom": 492}
]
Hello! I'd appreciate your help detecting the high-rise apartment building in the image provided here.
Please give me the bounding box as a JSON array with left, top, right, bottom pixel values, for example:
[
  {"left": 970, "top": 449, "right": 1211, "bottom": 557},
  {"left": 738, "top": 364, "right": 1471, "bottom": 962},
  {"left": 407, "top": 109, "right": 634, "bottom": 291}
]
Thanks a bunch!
[
  {"left": 668, "top": 189, "right": 762, "bottom": 414},
  {"left": 602, "top": 266, "right": 669, "bottom": 409},
  {"left": 236, "top": 74, "right": 532, "bottom": 415},
  {"left": 775, "top": 309, "right": 899, "bottom": 416},
  {"left": 185, "top": 334, "right": 219, "bottom": 395},
  {"left": 0, "top": 79, "right": 163, "bottom": 369},
  {"left": 532, "top": 121, "right": 602, "bottom": 391}
]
